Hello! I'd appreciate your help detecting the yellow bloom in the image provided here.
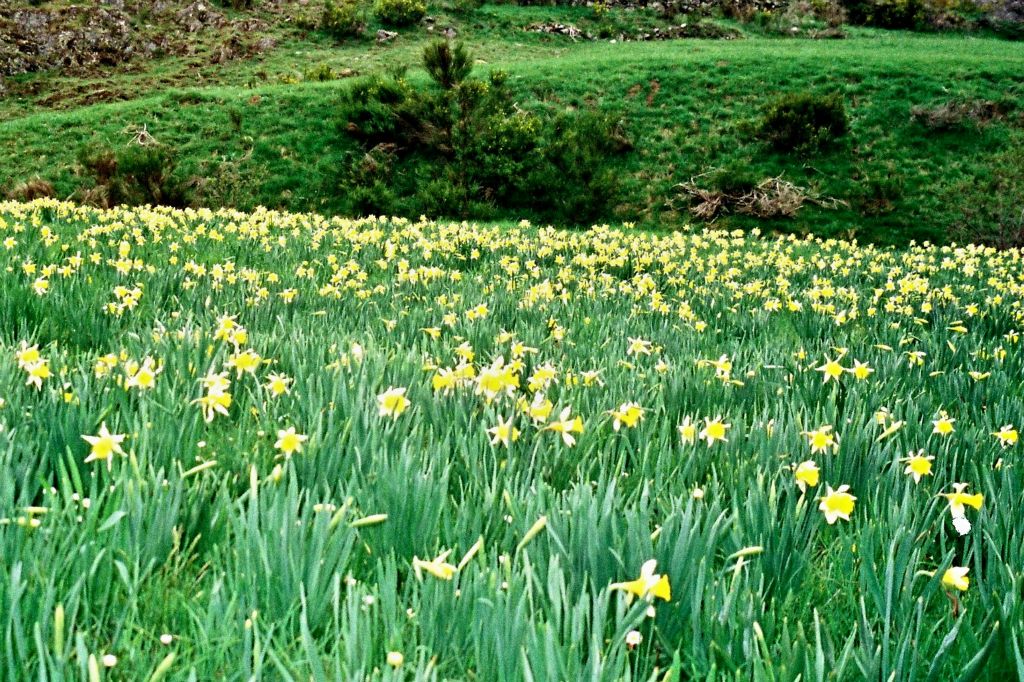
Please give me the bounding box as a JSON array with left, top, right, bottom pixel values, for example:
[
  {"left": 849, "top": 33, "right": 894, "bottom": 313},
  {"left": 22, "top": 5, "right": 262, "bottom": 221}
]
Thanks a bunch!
[
  {"left": 850, "top": 360, "right": 874, "bottom": 380},
  {"left": 124, "top": 357, "right": 161, "bottom": 391},
  {"left": 941, "top": 483, "right": 983, "bottom": 518},
  {"left": 274, "top": 427, "right": 307, "bottom": 457},
  {"left": 900, "top": 450, "right": 933, "bottom": 484},
  {"left": 377, "top": 387, "right": 410, "bottom": 418},
  {"left": 818, "top": 485, "right": 856, "bottom": 524},
  {"left": 609, "top": 559, "right": 671, "bottom": 602},
  {"left": 544, "top": 406, "right": 584, "bottom": 447},
  {"left": 802, "top": 425, "right": 838, "bottom": 454},
  {"left": 527, "top": 364, "right": 559, "bottom": 392},
  {"left": 626, "top": 337, "right": 652, "bottom": 356},
  {"left": 698, "top": 416, "right": 730, "bottom": 447},
  {"left": 932, "top": 414, "right": 955, "bottom": 436},
  {"left": 678, "top": 417, "right": 697, "bottom": 444},
  {"left": 520, "top": 393, "right": 553, "bottom": 423},
  {"left": 608, "top": 402, "right": 644, "bottom": 431},
  {"left": 227, "top": 349, "right": 262, "bottom": 377},
  {"left": 194, "top": 390, "right": 232, "bottom": 423},
  {"left": 794, "top": 460, "right": 819, "bottom": 492},
  {"left": 432, "top": 368, "right": 458, "bottom": 393},
  {"left": 475, "top": 357, "right": 519, "bottom": 402},
  {"left": 82, "top": 423, "right": 127, "bottom": 470},
  {"left": 265, "top": 373, "right": 292, "bottom": 397},
  {"left": 15, "top": 343, "right": 40, "bottom": 369},
  {"left": 942, "top": 566, "right": 970, "bottom": 592},
  {"left": 815, "top": 357, "right": 846, "bottom": 383},
  {"left": 24, "top": 360, "right": 52, "bottom": 390},
  {"left": 993, "top": 424, "right": 1018, "bottom": 448},
  {"left": 412, "top": 550, "right": 457, "bottom": 581},
  {"left": 487, "top": 416, "right": 520, "bottom": 447}
]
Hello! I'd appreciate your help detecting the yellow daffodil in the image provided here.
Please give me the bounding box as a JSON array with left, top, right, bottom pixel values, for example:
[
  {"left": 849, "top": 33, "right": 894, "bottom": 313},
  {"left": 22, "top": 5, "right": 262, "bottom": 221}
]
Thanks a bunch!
[
  {"left": 803, "top": 425, "right": 838, "bottom": 454},
  {"left": 412, "top": 550, "right": 457, "bottom": 581},
  {"left": 932, "top": 414, "right": 955, "bottom": 436},
  {"left": 265, "top": 373, "right": 292, "bottom": 397},
  {"left": 377, "top": 387, "right": 410, "bottom": 418},
  {"left": 678, "top": 416, "right": 697, "bottom": 444},
  {"left": 487, "top": 416, "right": 520, "bottom": 447},
  {"left": 818, "top": 485, "right": 856, "bottom": 524},
  {"left": 849, "top": 360, "right": 874, "bottom": 380},
  {"left": 942, "top": 566, "right": 970, "bottom": 592},
  {"left": 626, "top": 337, "right": 652, "bottom": 356},
  {"left": 900, "top": 450, "right": 934, "bottom": 484},
  {"left": 274, "top": 427, "right": 307, "bottom": 457},
  {"left": 124, "top": 357, "right": 161, "bottom": 391},
  {"left": 544, "top": 406, "right": 584, "bottom": 446},
  {"left": 815, "top": 357, "right": 846, "bottom": 383},
  {"left": 82, "top": 423, "right": 127, "bottom": 470},
  {"left": 794, "top": 460, "right": 819, "bottom": 492},
  {"left": 992, "top": 424, "right": 1018, "bottom": 448},
  {"left": 608, "top": 402, "right": 644, "bottom": 431},
  {"left": 698, "top": 416, "right": 730, "bottom": 447},
  {"left": 609, "top": 559, "right": 671, "bottom": 602},
  {"left": 941, "top": 483, "right": 983, "bottom": 518}
]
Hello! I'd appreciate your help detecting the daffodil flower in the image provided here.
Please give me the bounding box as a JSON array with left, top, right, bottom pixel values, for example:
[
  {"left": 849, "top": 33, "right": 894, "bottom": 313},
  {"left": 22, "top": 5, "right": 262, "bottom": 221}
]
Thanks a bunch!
[
  {"left": 942, "top": 566, "right": 970, "bottom": 592},
  {"left": 941, "top": 483, "right": 983, "bottom": 518},
  {"left": 818, "top": 485, "right": 856, "bottom": 524},
  {"left": 82, "top": 423, "right": 127, "bottom": 470},
  {"left": 609, "top": 560, "right": 671, "bottom": 603}
]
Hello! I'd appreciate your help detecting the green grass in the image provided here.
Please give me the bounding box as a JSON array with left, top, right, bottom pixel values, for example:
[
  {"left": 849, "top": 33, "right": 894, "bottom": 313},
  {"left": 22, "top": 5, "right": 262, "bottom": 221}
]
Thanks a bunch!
[
  {"left": 1, "top": 199, "right": 1023, "bottom": 678},
  {"left": 2, "top": 17, "right": 1022, "bottom": 244}
]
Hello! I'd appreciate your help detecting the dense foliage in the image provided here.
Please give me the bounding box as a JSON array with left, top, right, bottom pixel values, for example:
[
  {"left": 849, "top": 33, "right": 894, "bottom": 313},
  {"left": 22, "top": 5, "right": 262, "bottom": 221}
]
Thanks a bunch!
[{"left": 337, "top": 42, "right": 632, "bottom": 225}]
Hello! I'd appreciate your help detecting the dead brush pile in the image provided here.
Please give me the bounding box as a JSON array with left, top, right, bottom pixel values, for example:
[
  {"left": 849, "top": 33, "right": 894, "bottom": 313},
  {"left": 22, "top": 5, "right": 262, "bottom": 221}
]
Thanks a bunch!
[{"left": 676, "top": 173, "right": 845, "bottom": 220}]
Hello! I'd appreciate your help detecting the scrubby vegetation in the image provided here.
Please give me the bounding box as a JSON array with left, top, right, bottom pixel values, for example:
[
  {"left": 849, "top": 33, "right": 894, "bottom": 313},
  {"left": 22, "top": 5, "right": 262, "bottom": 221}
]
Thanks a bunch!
[{"left": 336, "top": 41, "right": 630, "bottom": 224}]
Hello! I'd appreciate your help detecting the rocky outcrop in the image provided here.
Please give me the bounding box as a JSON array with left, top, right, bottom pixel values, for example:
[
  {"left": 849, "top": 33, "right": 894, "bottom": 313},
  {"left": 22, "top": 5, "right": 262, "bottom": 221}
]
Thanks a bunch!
[
  {"left": 0, "top": 5, "right": 141, "bottom": 76},
  {"left": 0, "top": 1, "right": 274, "bottom": 78}
]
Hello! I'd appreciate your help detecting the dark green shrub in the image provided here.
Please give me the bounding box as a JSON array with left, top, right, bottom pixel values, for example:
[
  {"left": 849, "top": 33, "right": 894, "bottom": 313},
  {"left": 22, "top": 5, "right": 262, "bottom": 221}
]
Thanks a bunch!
[
  {"left": 336, "top": 44, "right": 631, "bottom": 226},
  {"left": 453, "top": 0, "right": 484, "bottom": 14},
  {"left": 373, "top": 0, "right": 426, "bottom": 25},
  {"left": 321, "top": 0, "right": 365, "bottom": 39},
  {"left": 218, "top": 0, "right": 259, "bottom": 8},
  {"left": 708, "top": 165, "right": 759, "bottom": 196},
  {"left": 950, "top": 146, "right": 1024, "bottom": 248},
  {"left": 840, "top": 0, "right": 926, "bottom": 27},
  {"left": 77, "top": 143, "right": 189, "bottom": 208},
  {"left": 757, "top": 92, "right": 849, "bottom": 153},
  {"left": 854, "top": 172, "right": 903, "bottom": 216},
  {"left": 423, "top": 41, "right": 474, "bottom": 90}
]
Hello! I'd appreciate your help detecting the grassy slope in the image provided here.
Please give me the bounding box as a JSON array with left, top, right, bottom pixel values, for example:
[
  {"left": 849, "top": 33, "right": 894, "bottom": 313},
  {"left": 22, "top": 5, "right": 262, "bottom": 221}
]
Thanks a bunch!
[{"left": 2, "top": 15, "right": 1023, "bottom": 243}]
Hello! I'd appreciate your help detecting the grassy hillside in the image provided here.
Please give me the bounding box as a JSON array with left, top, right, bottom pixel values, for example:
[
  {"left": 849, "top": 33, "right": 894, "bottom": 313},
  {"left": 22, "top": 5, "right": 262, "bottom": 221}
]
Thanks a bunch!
[{"left": 2, "top": 8, "right": 1023, "bottom": 243}]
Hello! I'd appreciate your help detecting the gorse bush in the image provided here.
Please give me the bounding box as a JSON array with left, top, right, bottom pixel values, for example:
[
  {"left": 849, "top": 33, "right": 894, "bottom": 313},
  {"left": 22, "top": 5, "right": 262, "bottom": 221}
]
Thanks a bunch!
[
  {"left": 840, "top": 0, "right": 927, "bottom": 26},
  {"left": 337, "top": 42, "right": 631, "bottom": 225},
  {"left": 373, "top": 0, "right": 426, "bottom": 25},
  {"left": 77, "top": 143, "right": 189, "bottom": 208},
  {"left": 757, "top": 91, "right": 849, "bottom": 153},
  {"left": 320, "top": 0, "right": 365, "bottom": 39}
]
